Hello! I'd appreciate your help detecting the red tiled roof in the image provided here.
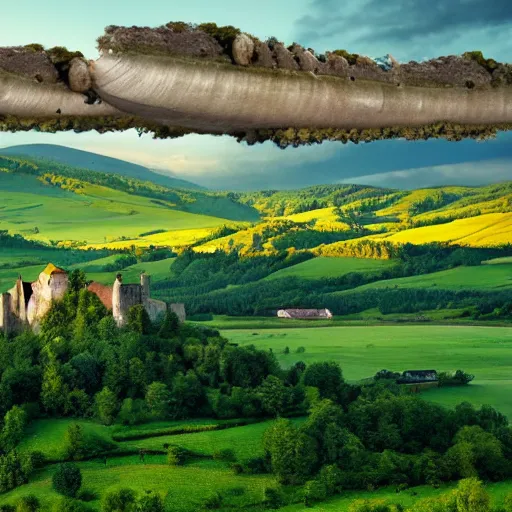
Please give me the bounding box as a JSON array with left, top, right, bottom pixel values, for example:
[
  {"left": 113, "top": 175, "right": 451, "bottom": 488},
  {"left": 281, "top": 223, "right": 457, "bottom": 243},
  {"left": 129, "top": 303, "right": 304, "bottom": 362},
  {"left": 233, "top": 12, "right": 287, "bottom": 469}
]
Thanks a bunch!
[{"left": 88, "top": 282, "right": 113, "bottom": 310}]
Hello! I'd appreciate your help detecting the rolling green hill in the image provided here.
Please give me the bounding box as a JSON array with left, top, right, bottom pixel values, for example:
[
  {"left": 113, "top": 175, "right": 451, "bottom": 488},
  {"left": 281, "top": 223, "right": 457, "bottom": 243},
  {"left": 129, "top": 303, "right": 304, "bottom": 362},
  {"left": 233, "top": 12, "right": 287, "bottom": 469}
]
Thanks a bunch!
[
  {"left": 265, "top": 256, "right": 395, "bottom": 280},
  {"left": 0, "top": 173, "right": 231, "bottom": 246},
  {"left": 0, "top": 144, "right": 203, "bottom": 190},
  {"left": 333, "top": 261, "right": 512, "bottom": 294}
]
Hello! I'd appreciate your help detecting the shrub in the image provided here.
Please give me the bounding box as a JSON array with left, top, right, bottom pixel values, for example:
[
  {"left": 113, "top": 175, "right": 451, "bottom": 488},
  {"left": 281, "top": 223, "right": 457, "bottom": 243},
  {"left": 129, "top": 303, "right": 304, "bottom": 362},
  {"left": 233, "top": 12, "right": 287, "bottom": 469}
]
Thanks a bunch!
[
  {"left": 264, "top": 486, "right": 285, "bottom": 509},
  {"left": 438, "top": 370, "right": 475, "bottom": 387},
  {"left": 13, "top": 495, "right": 39, "bottom": 512},
  {"left": 213, "top": 448, "right": 236, "bottom": 462},
  {"left": 65, "top": 423, "right": 86, "bottom": 461},
  {"left": 283, "top": 346, "right": 290, "bottom": 355},
  {"left": 296, "top": 346, "right": 306, "bottom": 354},
  {"left": 225, "top": 486, "right": 245, "bottom": 497},
  {"left": 136, "top": 492, "right": 164, "bottom": 512},
  {"left": 28, "top": 451, "right": 46, "bottom": 469},
  {"left": 231, "top": 463, "right": 244, "bottom": 475},
  {"left": 331, "top": 49, "right": 359, "bottom": 65},
  {"left": 203, "top": 492, "right": 223, "bottom": 509},
  {"left": 265, "top": 36, "right": 279, "bottom": 50},
  {"left": 167, "top": 446, "right": 188, "bottom": 466},
  {"left": 101, "top": 489, "right": 136, "bottom": 512},
  {"left": 118, "top": 398, "right": 148, "bottom": 426},
  {"left": 303, "top": 479, "right": 327, "bottom": 507},
  {"left": 244, "top": 456, "right": 268, "bottom": 474},
  {"left": 504, "top": 492, "right": 512, "bottom": 512},
  {"left": 52, "top": 463, "right": 82, "bottom": 498},
  {"left": 52, "top": 498, "right": 92, "bottom": 512},
  {"left": 76, "top": 489, "right": 97, "bottom": 502}
]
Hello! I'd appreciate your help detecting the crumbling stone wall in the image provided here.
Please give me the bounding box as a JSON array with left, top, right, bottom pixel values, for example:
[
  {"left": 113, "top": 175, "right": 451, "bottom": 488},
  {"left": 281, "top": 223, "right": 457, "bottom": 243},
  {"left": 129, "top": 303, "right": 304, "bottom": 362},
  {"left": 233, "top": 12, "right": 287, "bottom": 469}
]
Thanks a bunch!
[
  {"left": 0, "top": 293, "right": 11, "bottom": 334},
  {"left": 170, "top": 303, "right": 186, "bottom": 323},
  {"left": 146, "top": 298, "right": 168, "bottom": 323},
  {"left": 112, "top": 277, "right": 142, "bottom": 327},
  {"left": 27, "top": 271, "right": 68, "bottom": 331}
]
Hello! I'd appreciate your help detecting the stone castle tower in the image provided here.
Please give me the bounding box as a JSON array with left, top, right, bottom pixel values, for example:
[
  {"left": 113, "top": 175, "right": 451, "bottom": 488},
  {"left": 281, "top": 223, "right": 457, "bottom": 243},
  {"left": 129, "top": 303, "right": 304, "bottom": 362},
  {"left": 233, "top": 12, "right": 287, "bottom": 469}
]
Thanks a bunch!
[{"left": 111, "top": 272, "right": 168, "bottom": 327}]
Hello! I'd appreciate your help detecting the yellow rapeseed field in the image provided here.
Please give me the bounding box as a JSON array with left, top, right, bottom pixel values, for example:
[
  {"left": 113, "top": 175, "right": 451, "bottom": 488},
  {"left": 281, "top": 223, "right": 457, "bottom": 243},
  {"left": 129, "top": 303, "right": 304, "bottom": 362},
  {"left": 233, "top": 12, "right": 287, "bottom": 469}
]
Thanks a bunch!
[{"left": 369, "top": 212, "right": 512, "bottom": 246}]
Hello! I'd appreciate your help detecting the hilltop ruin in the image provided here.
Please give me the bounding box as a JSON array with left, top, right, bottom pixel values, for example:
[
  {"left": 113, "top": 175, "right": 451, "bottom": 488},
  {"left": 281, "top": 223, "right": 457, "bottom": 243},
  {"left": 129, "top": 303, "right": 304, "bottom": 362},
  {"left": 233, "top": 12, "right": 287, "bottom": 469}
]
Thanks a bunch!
[{"left": 0, "top": 263, "right": 185, "bottom": 335}]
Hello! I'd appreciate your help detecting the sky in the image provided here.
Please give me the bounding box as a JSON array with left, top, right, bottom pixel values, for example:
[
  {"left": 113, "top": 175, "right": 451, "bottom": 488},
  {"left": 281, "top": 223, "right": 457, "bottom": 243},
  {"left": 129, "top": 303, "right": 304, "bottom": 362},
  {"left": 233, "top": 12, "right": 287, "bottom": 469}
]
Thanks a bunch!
[{"left": 1, "top": 0, "right": 511, "bottom": 190}]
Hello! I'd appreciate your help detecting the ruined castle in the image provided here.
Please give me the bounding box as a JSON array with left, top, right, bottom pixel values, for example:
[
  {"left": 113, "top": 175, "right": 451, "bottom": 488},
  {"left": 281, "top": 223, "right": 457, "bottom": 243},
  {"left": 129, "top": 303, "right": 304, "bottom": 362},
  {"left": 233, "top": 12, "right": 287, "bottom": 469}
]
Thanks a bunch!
[{"left": 0, "top": 263, "right": 185, "bottom": 335}]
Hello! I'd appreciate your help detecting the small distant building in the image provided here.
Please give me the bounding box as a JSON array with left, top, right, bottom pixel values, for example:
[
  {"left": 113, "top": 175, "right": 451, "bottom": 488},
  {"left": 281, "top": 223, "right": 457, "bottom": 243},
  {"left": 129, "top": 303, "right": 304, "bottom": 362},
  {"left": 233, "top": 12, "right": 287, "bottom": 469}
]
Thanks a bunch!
[
  {"left": 398, "top": 370, "right": 439, "bottom": 385},
  {"left": 277, "top": 308, "right": 333, "bottom": 320}
]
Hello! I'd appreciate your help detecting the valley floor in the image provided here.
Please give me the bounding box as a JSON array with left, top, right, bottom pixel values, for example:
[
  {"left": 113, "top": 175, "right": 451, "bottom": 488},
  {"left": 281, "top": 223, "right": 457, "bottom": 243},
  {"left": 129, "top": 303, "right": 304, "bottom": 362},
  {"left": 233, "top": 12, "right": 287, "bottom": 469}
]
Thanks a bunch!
[{"left": 222, "top": 325, "right": 512, "bottom": 419}]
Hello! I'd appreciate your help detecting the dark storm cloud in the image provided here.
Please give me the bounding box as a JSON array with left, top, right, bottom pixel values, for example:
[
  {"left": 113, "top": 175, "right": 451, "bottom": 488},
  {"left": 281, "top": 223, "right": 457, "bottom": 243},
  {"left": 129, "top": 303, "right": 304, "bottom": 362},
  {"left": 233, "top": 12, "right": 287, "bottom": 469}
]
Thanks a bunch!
[
  {"left": 186, "top": 132, "right": 512, "bottom": 191},
  {"left": 296, "top": 0, "right": 512, "bottom": 49}
]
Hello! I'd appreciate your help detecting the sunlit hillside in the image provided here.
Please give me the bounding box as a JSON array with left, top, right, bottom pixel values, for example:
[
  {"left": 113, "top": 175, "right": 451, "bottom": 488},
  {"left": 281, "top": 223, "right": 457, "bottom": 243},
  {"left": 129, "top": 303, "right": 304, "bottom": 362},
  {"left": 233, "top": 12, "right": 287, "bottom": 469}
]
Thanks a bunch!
[{"left": 368, "top": 212, "right": 512, "bottom": 247}]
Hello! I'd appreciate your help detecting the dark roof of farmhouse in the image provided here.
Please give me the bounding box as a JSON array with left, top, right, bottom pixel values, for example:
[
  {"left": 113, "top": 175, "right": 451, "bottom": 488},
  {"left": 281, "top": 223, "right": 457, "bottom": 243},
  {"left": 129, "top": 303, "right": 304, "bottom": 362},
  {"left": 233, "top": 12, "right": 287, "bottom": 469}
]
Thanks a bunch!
[{"left": 403, "top": 370, "right": 438, "bottom": 375}]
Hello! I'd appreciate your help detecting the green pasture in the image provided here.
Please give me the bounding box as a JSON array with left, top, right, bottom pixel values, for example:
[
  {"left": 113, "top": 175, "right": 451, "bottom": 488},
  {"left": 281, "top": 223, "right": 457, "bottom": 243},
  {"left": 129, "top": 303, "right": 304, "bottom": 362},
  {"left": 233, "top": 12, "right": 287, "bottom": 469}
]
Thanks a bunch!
[
  {"left": 335, "top": 263, "right": 512, "bottom": 293},
  {"left": 281, "top": 480, "right": 512, "bottom": 511},
  {"left": 84, "top": 257, "right": 175, "bottom": 285},
  {"left": 224, "top": 325, "right": 512, "bottom": 418},
  {"left": 0, "top": 177, "right": 229, "bottom": 245},
  {"left": 266, "top": 257, "right": 394, "bottom": 280},
  {"left": 123, "top": 419, "right": 305, "bottom": 460},
  {"left": 0, "top": 461, "right": 276, "bottom": 511},
  {"left": 18, "top": 419, "right": 114, "bottom": 461},
  {"left": 0, "top": 263, "right": 46, "bottom": 293}
]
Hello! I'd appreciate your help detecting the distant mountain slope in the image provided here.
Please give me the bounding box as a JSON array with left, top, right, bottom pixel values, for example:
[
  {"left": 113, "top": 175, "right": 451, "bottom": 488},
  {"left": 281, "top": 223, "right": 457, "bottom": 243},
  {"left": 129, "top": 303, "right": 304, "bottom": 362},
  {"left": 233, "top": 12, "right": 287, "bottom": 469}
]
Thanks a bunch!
[{"left": 0, "top": 144, "right": 204, "bottom": 191}]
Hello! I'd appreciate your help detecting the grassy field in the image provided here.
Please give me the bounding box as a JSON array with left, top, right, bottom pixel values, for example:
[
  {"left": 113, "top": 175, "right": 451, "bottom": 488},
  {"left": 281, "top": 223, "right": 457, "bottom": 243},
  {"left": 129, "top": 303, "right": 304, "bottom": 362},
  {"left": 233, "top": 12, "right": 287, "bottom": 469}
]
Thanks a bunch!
[
  {"left": 0, "top": 262, "right": 49, "bottom": 293},
  {"left": 122, "top": 418, "right": 305, "bottom": 460},
  {"left": 5, "top": 416, "right": 285, "bottom": 510},
  {"left": 0, "top": 174, "right": 232, "bottom": 246},
  {"left": 331, "top": 262, "right": 512, "bottom": 293},
  {"left": 83, "top": 257, "right": 175, "bottom": 285},
  {"left": 0, "top": 460, "right": 276, "bottom": 511},
  {"left": 223, "top": 325, "right": 512, "bottom": 418},
  {"left": 266, "top": 257, "right": 394, "bottom": 281},
  {"left": 17, "top": 419, "right": 114, "bottom": 461},
  {"left": 281, "top": 480, "right": 512, "bottom": 511}
]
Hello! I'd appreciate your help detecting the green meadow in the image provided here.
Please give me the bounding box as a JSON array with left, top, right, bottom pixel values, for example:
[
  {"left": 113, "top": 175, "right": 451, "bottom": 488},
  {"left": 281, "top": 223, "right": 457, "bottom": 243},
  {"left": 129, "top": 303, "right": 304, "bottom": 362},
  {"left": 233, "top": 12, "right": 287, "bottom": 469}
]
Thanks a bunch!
[
  {"left": 81, "top": 257, "right": 176, "bottom": 285},
  {"left": 265, "top": 256, "right": 394, "bottom": 280},
  {"left": 3, "top": 416, "right": 284, "bottom": 510},
  {"left": 0, "top": 174, "right": 230, "bottom": 245},
  {"left": 0, "top": 459, "right": 276, "bottom": 511},
  {"left": 281, "top": 480, "right": 512, "bottom": 511},
  {"left": 122, "top": 418, "right": 305, "bottom": 460},
  {"left": 333, "top": 262, "right": 512, "bottom": 294},
  {"left": 224, "top": 325, "right": 512, "bottom": 418}
]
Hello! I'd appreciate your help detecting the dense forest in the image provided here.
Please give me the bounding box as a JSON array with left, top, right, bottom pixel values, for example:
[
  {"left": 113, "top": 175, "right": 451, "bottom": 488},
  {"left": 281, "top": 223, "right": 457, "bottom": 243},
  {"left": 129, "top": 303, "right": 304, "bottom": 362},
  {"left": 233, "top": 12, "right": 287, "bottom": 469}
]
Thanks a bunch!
[{"left": 152, "top": 243, "right": 512, "bottom": 319}]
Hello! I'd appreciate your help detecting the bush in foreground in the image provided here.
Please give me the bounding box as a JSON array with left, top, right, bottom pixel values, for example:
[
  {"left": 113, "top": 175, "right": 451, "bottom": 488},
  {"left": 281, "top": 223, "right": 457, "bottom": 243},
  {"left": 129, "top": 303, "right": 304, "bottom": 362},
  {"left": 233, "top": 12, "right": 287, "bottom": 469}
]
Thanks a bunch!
[{"left": 52, "top": 463, "right": 82, "bottom": 498}]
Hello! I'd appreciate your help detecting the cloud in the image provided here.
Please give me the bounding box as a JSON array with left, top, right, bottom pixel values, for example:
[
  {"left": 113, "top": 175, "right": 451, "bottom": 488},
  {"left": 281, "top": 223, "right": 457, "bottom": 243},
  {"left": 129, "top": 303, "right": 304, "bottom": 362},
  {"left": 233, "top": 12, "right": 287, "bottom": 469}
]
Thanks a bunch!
[
  {"left": 294, "top": 0, "right": 512, "bottom": 62},
  {"left": 337, "top": 159, "right": 512, "bottom": 189}
]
